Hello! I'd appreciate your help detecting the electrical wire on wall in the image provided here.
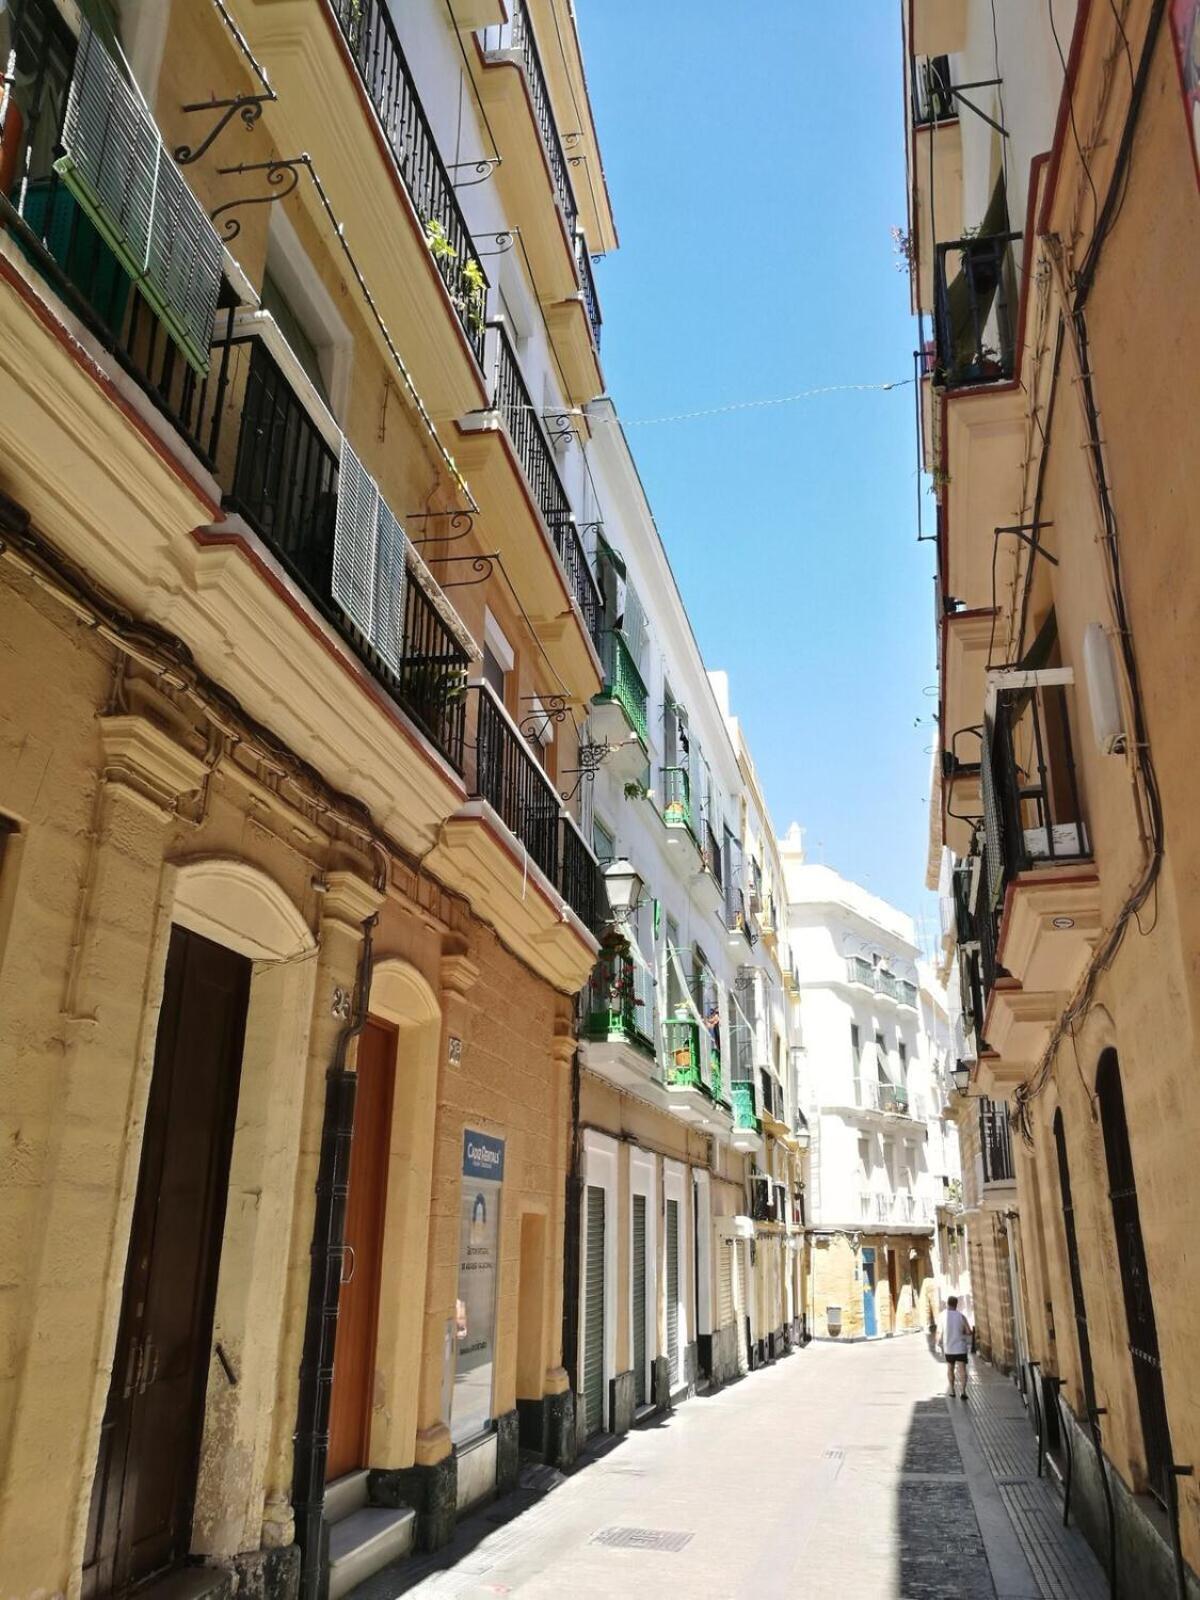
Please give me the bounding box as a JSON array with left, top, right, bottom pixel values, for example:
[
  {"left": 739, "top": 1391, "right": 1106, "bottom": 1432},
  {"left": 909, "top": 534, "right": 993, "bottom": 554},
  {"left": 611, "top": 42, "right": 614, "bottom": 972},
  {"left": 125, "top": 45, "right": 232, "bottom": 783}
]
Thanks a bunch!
[{"left": 1013, "top": 0, "right": 1169, "bottom": 1139}]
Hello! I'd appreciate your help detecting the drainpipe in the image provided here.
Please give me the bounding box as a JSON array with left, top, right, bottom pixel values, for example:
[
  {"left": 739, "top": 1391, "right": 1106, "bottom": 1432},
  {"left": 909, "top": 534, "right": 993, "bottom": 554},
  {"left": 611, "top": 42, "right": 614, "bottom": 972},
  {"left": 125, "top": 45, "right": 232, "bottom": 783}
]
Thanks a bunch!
[
  {"left": 292, "top": 913, "right": 377, "bottom": 1600},
  {"left": 560, "top": 1039, "right": 583, "bottom": 1410}
]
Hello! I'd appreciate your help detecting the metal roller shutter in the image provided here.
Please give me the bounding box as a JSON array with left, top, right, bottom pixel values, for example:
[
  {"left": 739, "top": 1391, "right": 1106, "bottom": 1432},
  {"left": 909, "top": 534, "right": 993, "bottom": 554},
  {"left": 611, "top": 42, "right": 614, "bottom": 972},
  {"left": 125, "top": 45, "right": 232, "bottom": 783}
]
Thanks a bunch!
[
  {"left": 666, "top": 1198, "right": 680, "bottom": 1386},
  {"left": 632, "top": 1194, "right": 647, "bottom": 1408},
  {"left": 738, "top": 1239, "right": 752, "bottom": 1369},
  {"left": 584, "top": 1186, "right": 605, "bottom": 1435},
  {"left": 717, "top": 1239, "right": 735, "bottom": 1329}
]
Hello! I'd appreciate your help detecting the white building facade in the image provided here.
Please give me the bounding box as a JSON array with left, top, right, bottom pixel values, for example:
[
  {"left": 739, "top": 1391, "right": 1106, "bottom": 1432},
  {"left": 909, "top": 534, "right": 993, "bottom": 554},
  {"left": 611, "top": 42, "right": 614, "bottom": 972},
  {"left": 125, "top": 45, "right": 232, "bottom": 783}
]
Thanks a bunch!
[{"left": 782, "top": 829, "right": 954, "bottom": 1341}]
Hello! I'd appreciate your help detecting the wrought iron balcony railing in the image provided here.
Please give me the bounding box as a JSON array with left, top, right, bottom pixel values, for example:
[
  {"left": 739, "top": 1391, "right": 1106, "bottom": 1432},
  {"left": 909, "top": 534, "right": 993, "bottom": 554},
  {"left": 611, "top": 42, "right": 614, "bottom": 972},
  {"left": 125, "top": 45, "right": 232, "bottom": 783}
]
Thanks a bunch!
[
  {"left": 467, "top": 683, "right": 602, "bottom": 932},
  {"left": 846, "top": 958, "right": 917, "bottom": 1008},
  {"left": 726, "top": 881, "right": 753, "bottom": 944},
  {"left": 488, "top": 321, "right": 602, "bottom": 648},
  {"left": 980, "top": 1097, "right": 1015, "bottom": 1184},
  {"left": 582, "top": 944, "right": 654, "bottom": 1054},
  {"left": 574, "top": 231, "right": 602, "bottom": 349},
  {"left": 598, "top": 629, "right": 649, "bottom": 744},
  {"left": 731, "top": 1080, "right": 760, "bottom": 1133},
  {"left": 1, "top": 0, "right": 224, "bottom": 465},
  {"left": 330, "top": 0, "right": 487, "bottom": 364},
  {"left": 702, "top": 819, "right": 724, "bottom": 890},
  {"left": 661, "top": 766, "right": 695, "bottom": 834},
  {"left": 911, "top": 54, "right": 955, "bottom": 124},
  {"left": 484, "top": 0, "right": 578, "bottom": 233},
  {"left": 218, "top": 319, "right": 474, "bottom": 772},
  {"left": 933, "top": 232, "right": 1020, "bottom": 389}
]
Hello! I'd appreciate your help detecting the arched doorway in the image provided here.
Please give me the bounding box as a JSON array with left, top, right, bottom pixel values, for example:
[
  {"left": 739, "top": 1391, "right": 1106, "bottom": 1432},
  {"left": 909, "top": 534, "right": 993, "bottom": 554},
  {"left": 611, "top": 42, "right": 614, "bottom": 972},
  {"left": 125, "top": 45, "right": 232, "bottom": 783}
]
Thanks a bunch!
[{"left": 1095, "top": 1050, "right": 1173, "bottom": 1503}]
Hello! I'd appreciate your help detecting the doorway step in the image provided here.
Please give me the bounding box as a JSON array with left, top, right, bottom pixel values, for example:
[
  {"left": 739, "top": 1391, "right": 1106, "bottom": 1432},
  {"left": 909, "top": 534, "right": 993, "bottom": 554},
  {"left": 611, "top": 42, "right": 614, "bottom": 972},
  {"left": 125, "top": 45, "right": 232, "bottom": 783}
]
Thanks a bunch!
[{"left": 326, "top": 1471, "right": 415, "bottom": 1599}]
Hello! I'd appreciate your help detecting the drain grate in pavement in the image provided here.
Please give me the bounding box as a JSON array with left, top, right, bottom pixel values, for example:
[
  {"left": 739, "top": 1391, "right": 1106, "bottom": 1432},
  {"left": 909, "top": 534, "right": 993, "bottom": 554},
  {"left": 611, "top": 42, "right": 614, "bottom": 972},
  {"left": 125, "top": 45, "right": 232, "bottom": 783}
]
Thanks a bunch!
[{"left": 591, "top": 1526, "right": 694, "bottom": 1553}]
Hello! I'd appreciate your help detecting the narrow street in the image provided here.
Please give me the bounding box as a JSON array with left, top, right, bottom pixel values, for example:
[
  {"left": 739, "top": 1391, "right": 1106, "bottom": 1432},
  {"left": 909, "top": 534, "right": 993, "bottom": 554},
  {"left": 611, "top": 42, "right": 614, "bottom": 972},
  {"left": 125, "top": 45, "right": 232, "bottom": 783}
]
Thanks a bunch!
[{"left": 355, "top": 1339, "right": 1107, "bottom": 1600}]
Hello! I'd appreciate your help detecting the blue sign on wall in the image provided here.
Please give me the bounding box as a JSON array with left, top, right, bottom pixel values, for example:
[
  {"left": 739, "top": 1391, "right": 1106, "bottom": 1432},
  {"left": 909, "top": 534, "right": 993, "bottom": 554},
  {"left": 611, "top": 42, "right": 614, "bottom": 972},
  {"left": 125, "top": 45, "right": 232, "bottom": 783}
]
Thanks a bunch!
[{"left": 462, "top": 1129, "right": 505, "bottom": 1182}]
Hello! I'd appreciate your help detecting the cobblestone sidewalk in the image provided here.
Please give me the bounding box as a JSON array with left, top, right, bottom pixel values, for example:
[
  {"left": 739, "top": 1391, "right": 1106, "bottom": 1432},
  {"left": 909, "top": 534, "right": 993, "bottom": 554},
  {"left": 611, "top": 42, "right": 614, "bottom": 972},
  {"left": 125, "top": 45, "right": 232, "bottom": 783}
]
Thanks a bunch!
[{"left": 351, "top": 1337, "right": 1108, "bottom": 1600}]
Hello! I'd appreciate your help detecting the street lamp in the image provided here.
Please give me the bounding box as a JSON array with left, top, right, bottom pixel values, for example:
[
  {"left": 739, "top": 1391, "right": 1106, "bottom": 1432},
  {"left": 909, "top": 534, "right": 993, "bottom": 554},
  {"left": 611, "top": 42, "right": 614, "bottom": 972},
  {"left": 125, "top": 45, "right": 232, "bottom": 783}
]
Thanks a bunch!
[
  {"left": 952, "top": 1062, "right": 972, "bottom": 1095},
  {"left": 602, "top": 858, "right": 645, "bottom": 926}
]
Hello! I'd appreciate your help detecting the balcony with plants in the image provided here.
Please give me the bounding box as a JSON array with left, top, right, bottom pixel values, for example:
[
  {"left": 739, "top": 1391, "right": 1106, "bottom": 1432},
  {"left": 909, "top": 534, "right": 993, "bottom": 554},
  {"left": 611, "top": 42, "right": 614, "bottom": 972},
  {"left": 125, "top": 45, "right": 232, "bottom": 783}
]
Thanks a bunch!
[
  {"left": 590, "top": 627, "right": 649, "bottom": 780},
  {"left": 660, "top": 765, "right": 700, "bottom": 852},
  {"left": 932, "top": 230, "right": 1020, "bottom": 389},
  {"left": 0, "top": 8, "right": 483, "bottom": 789},
  {"left": 456, "top": 320, "right": 603, "bottom": 700},
  {"left": 579, "top": 941, "right": 659, "bottom": 1091},
  {"left": 475, "top": 0, "right": 603, "bottom": 402},
  {"left": 728, "top": 1016, "right": 763, "bottom": 1156}
]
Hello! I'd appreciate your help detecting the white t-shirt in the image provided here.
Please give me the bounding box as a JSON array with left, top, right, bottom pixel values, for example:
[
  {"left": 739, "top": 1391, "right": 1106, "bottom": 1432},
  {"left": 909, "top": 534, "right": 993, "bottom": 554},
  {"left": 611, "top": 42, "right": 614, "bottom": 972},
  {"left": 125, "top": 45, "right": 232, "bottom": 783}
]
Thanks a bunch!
[{"left": 942, "top": 1307, "right": 971, "bottom": 1356}]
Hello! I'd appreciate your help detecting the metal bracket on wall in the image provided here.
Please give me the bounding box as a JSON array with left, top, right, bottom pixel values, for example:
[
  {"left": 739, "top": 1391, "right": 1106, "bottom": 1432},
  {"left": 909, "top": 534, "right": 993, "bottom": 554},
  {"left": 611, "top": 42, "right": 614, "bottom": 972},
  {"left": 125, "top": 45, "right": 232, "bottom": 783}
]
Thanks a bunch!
[
  {"left": 408, "top": 509, "right": 477, "bottom": 545},
  {"left": 994, "top": 521, "right": 1058, "bottom": 565},
  {"left": 434, "top": 554, "right": 498, "bottom": 588},
  {"left": 948, "top": 80, "right": 1007, "bottom": 138},
  {"left": 446, "top": 157, "right": 501, "bottom": 187},
  {"left": 174, "top": 92, "right": 275, "bottom": 164},
  {"left": 518, "top": 694, "right": 570, "bottom": 745},
  {"left": 210, "top": 156, "right": 308, "bottom": 241},
  {"left": 474, "top": 230, "right": 516, "bottom": 257},
  {"left": 560, "top": 740, "right": 612, "bottom": 803}
]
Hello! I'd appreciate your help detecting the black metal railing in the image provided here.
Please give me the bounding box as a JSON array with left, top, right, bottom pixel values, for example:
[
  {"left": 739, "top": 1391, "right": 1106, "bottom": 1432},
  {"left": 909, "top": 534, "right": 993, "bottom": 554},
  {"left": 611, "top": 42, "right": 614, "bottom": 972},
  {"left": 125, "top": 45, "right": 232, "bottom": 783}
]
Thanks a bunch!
[
  {"left": 0, "top": 0, "right": 218, "bottom": 465},
  {"left": 933, "top": 232, "right": 1020, "bottom": 388},
  {"left": 491, "top": 320, "right": 570, "bottom": 522},
  {"left": 574, "top": 231, "right": 602, "bottom": 349},
  {"left": 702, "top": 819, "right": 723, "bottom": 889},
  {"left": 471, "top": 683, "right": 561, "bottom": 884},
  {"left": 397, "top": 574, "right": 471, "bottom": 765},
  {"left": 954, "top": 855, "right": 1000, "bottom": 1048},
  {"left": 912, "top": 54, "right": 955, "bottom": 124},
  {"left": 552, "top": 517, "right": 603, "bottom": 651},
  {"left": 726, "top": 880, "right": 752, "bottom": 943},
  {"left": 488, "top": 324, "right": 602, "bottom": 650},
  {"left": 330, "top": 0, "right": 487, "bottom": 364},
  {"left": 503, "top": 0, "right": 577, "bottom": 232},
  {"left": 561, "top": 811, "right": 603, "bottom": 935},
  {"left": 980, "top": 1097, "right": 1014, "bottom": 1183}
]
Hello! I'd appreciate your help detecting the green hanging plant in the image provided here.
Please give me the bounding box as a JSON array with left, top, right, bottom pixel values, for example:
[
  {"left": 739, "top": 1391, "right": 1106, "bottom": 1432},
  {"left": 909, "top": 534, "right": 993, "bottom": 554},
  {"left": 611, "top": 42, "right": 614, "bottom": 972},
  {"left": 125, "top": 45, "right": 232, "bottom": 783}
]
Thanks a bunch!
[{"left": 425, "top": 218, "right": 458, "bottom": 264}]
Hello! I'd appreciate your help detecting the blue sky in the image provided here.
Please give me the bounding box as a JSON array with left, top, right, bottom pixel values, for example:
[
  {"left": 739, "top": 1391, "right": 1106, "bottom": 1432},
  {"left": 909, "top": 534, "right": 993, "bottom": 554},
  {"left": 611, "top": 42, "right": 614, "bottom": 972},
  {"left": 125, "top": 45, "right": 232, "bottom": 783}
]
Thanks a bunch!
[{"left": 578, "top": 2, "right": 939, "bottom": 932}]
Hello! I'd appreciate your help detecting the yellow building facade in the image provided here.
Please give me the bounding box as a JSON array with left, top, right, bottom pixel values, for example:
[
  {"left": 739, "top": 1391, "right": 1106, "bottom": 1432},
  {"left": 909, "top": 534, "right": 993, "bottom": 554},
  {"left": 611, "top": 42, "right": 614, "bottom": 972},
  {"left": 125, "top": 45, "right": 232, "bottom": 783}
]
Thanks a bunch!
[
  {"left": 909, "top": 0, "right": 1200, "bottom": 1591},
  {"left": 0, "top": 0, "right": 615, "bottom": 1594}
]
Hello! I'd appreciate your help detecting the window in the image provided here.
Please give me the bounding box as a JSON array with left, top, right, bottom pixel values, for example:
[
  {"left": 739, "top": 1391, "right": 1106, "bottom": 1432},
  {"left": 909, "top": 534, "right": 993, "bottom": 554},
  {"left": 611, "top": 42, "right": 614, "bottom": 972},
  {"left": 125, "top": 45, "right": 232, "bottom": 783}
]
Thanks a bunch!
[
  {"left": 898, "top": 1041, "right": 908, "bottom": 1072},
  {"left": 850, "top": 1021, "right": 862, "bottom": 1104},
  {"left": 875, "top": 1030, "right": 886, "bottom": 1076},
  {"left": 858, "top": 1136, "right": 871, "bottom": 1174},
  {"left": 482, "top": 609, "right": 514, "bottom": 705},
  {"left": 592, "top": 818, "right": 614, "bottom": 863},
  {"left": 665, "top": 915, "right": 682, "bottom": 1012},
  {"left": 260, "top": 269, "right": 330, "bottom": 405}
]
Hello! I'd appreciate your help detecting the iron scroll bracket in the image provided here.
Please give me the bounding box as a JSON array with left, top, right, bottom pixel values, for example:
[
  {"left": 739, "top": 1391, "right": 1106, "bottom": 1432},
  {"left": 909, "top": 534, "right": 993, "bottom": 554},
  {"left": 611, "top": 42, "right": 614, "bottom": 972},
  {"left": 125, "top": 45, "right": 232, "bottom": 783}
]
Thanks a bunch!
[
  {"left": 446, "top": 157, "right": 501, "bottom": 187},
  {"left": 434, "top": 554, "right": 498, "bottom": 589},
  {"left": 474, "top": 230, "right": 516, "bottom": 258},
  {"left": 174, "top": 92, "right": 276, "bottom": 165},
  {"left": 210, "top": 156, "right": 309, "bottom": 242},
  {"left": 408, "top": 509, "right": 477, "bottom": 546},
  {"left": 559, "top": 739, "right": 612, "bottom": 803}
]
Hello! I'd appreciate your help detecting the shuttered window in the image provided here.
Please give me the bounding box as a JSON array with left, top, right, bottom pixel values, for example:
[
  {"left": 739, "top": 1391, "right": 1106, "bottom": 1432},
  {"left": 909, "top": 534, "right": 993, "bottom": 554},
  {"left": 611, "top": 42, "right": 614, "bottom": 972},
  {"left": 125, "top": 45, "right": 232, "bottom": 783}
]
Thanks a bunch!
[
  {"left": 334, "top": 438, "right": 410, "bottom": 673},
  {"left": 632, "top": 1194, "right": 647, "bottom": 1408},
  {"left": 56, "top": 23, "right": 222, "bottom": 372},
  {"left": 583, "top": 1185, "right": 605, "bottom": 1436},
  {"left": 665, "top": 1198, "right": 680, "bottom": 1386},
  {"left": 738, "top": 1239, "right": 751, "bottom": 1369}
]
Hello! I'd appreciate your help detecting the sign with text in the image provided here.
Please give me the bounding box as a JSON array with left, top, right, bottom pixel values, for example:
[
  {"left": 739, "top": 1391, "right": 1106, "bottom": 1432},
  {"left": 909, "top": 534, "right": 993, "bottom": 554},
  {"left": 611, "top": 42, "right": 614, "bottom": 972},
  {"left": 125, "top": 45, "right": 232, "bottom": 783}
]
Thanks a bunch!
[{"left": 450, "top": 1129, "right": 505, "bottom": 1444}]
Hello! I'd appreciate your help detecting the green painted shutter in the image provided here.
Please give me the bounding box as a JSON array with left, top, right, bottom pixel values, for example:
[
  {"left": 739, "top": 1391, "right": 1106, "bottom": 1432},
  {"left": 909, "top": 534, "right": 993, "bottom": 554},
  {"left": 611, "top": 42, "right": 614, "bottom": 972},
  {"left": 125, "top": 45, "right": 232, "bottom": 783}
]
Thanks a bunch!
[
  {"left": 584, "top": 1185, "right": 605, "bottom": 1436},
  {"left": 55, "top": 23, "right": 222, "bottom": 372},
  {"left": 632, "top": 1194, "right": 647, "bottom": 1408},
  {"left": 666, "top": 1198, "right": 680, "bottom": 1387}
]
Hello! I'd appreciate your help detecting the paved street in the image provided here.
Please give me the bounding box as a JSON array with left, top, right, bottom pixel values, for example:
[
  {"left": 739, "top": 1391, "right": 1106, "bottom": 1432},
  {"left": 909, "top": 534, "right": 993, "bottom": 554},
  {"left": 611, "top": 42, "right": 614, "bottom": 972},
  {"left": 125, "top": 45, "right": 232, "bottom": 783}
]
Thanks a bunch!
[{"left": 355, "top": 1337, "right": 1107, "bottom": 1600}]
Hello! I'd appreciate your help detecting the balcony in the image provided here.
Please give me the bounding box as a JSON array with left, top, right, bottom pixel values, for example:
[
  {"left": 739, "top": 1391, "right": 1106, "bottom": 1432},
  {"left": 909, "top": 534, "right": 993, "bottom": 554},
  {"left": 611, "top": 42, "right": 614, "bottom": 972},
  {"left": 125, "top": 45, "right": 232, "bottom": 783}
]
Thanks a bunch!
[
  {"left": 980, "top": 1098, "right": 1016, "bottom": 1195},
  {"left": 456, "top": 322, "right": 602, "bottom": 696},
  {"left": 725, "top": 881, "right": 754, "bottom": 950},
  {"left": 580, "top": 944, "right": 659, "bottom": 1090},
  {"left": 911, "top": 55, "right": 956, "bottom": 125},
  {"left": 692, "top": 816, "right": 726, "bottom": 916},
  {"left": 845, "top": 958, "right": 917, "bottom": 1008},
  {"left": 591, "top": 628, "right": 649, "bottom": 779},
  {"left": 964, "top": 672, "right": 1100, "bottom": 1085},
  {"left": 663, "top": 1016, "right": 729, "bottom": 1128},
  {"left": 235, "top": 0, "right": 490, "bottom": 420},
  {"left": 660, "top": 766, "right": 699, "bottom": 849},
  {"left": 476, "top": 0, "right": 582, "bottom": 309},
  {"left": 0, "top": 4, "right": 224, "bottom": 465},
  {"left": 464, "top": 682, "right": 602, "bottom": 933},
  {"left": 574, "top": 232, "right": 603, "bottom": 350},
  {"left": 329, "top": 0, "right": 487, "bottom": 367},
  {"left": 933, "top": 233, "right": 1020, "bottom": 389}
]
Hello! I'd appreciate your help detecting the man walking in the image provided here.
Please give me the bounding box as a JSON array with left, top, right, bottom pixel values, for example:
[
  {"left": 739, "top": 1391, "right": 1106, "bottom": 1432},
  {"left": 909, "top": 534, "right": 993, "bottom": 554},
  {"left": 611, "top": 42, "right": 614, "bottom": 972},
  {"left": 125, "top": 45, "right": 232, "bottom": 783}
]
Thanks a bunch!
[{"left": 937, "top": 1295, "right": 973, "bottom": 1399}]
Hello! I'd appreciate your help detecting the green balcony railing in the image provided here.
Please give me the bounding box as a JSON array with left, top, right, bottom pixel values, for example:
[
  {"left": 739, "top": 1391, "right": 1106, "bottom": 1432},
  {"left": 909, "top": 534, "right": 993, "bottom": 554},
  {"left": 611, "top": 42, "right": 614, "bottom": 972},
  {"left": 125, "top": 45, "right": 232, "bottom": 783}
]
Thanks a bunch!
[
  {"left": 583, "top": 946, "right": 654, "bottom": 1055},
  {"left": 846, "top": 955, "right": 874, "bottom": 987},
  {"left": 598, "top": 629, "right": 649, "bottom": 745},
  {"left": 731, "top": 1080, "right": 760, "bottom": 1133},
  {"left": 664, "top": 1017, "right": 702, "bottom": 1089},
  {"left": 661, "top": 766, "right": 695, "bottom": 836}
]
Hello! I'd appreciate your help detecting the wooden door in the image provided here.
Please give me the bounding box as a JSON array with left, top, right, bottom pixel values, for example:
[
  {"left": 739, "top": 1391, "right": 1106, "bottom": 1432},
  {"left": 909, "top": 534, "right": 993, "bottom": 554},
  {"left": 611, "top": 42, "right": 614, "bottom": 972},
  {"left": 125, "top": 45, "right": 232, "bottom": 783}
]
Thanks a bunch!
[
  {"left": 327, "top": 1018, "right": 396, "bottom": 1481},
  {"left": 83, "top": 927, "right": 251, "bottom": 1598}
]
